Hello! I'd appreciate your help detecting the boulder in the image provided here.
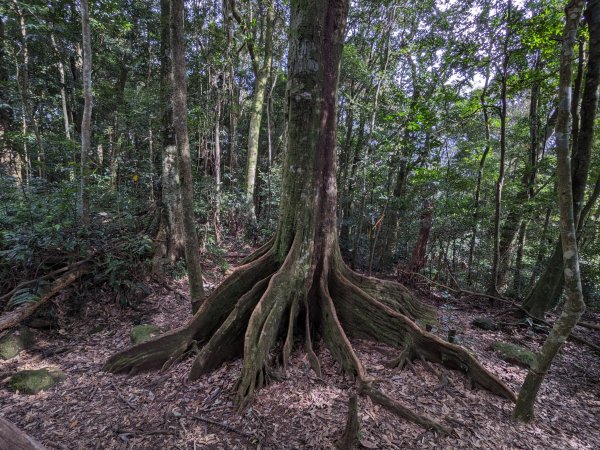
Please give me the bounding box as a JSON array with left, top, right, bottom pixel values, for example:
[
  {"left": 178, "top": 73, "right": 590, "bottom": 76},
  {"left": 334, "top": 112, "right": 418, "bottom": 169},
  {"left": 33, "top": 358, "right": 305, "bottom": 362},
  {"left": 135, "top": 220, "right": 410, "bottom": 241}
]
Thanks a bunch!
[
  {"left": 0, "top": 327, "right": 35, "bottom": 360},
  {"left": 492, "top": 341, "right": 536, "bottom": 368},
  {"left": 472, "top": 318, "right": 497, "bottom": 331}
]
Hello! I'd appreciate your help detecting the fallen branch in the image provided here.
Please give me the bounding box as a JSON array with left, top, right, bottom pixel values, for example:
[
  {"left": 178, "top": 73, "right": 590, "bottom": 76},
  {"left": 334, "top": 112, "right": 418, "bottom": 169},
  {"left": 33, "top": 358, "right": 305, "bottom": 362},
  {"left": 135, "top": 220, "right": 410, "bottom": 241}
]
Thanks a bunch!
[{"left": 0, "top": 262, "right": 92, "bottom": 332}]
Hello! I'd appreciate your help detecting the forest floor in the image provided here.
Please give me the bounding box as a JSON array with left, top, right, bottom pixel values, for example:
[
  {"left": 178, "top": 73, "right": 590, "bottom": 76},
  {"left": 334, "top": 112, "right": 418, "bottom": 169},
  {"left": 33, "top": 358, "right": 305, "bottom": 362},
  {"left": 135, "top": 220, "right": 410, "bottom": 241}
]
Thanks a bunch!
[{"left": 1, "top": 248, "right": 600, "bottom": 449}]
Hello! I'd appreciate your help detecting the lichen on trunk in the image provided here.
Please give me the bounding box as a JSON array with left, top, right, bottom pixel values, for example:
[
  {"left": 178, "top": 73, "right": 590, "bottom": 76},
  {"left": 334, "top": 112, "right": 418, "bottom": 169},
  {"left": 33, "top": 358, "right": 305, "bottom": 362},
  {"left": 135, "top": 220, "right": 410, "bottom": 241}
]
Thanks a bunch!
[{"left": 105, "top": 0, "right": 515, "bottom": 432}]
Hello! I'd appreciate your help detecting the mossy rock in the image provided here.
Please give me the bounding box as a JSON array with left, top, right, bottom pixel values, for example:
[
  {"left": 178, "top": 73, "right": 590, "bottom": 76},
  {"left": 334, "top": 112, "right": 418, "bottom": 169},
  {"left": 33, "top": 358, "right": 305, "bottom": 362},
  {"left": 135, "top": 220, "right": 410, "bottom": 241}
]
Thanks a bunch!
[
  {"left": 493, "top": 341, "right": 536, "bottom": 368},
  {"left": 0, "top": 328, "right": 35, "bottom": 360},
  {"left": 472, "top": 318, "right": 497, "bottom": 331},
  {"left": 8, "top": 368, "right": 66, "bottom": 394},
  {"left": 130, "top": 324, "right": 161, "bottom": 344}
]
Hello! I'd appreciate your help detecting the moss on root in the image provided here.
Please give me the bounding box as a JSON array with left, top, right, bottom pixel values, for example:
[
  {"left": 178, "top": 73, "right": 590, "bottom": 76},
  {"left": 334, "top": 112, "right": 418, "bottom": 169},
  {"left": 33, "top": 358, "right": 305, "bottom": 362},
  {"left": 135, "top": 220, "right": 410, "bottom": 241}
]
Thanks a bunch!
[{"left": 130, "top": 324, "right": 161, "bottom": 344}]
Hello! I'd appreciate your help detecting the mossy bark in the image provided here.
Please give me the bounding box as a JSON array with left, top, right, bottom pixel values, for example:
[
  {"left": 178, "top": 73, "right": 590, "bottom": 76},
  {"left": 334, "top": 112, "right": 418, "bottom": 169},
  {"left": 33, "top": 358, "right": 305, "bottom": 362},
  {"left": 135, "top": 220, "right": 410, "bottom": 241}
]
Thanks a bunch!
[
  {"left": 171, "top": 0, "right": 204, "bottom": 310},
  {"left": 105, "top": 0, "right": 514, "bottom": 430},
  {"left": 524, "top": 0, "right": 600, "bottom": 317},
  {"left": 514, "top": 0, "right": 588, "bottom": 422}
]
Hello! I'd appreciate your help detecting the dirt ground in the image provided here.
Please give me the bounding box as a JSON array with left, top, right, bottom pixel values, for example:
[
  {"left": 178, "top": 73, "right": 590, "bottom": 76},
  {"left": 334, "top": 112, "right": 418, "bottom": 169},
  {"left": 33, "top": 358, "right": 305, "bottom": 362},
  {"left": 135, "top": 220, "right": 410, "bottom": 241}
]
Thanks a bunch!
[{"left": 1, "top": 254, "right": 599, "bottom": 449}]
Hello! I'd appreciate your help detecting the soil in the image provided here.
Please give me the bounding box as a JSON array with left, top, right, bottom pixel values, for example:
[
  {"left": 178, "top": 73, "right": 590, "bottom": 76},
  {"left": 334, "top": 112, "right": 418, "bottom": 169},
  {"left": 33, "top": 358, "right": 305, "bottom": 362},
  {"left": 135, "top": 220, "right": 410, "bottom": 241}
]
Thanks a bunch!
[{"left": 1, "top": 251, "right": 599, "bottom": 449}]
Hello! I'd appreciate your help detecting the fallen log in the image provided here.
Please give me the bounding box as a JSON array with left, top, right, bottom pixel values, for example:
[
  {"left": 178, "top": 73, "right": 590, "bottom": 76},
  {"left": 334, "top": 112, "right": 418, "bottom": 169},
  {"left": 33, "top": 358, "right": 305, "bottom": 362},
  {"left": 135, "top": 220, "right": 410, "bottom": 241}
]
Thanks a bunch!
[{"left": 0, "top": 262, "right": 92, "bottom": 333}]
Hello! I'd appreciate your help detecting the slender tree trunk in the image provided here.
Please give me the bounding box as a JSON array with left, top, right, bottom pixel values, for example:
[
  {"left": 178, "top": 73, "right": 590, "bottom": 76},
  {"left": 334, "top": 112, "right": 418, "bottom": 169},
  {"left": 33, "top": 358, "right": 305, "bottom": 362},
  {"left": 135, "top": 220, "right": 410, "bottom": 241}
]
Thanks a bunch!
[
  {"left": 50, "top": 33, "right": 71, "bottom": 140},
  {"left": 230, "top": 0, "right": 274, "bottom": 222},
  {"left": 154, "top": 0, "right": 184, "bottom": 265},
  {"left": 514, "top": 0, "right": 587, "bottom": 421},
  {"left": 468, "top": 53, "right": 492, "bottom": 284},
  {"left": 13, "top": 0, "right": 44, "bottom": 178},
  {"left": 409, "top": 200, "right": 433, "bottom": 273},
  {"left": 214, "top": 85, "right": 222, "bottom": 241},
  {"left": 171, "top": 0, "right": 205, "bottom": 311},
  {"left": 79, "top": 0, "right": 92, "bottom": 224},
  {"left": 489, "top": 0, "right": 512, "bottom": 294},
  {"left": 496, "top": 57, "right": 541, "bottom": 291},
  {"left": 512, "top": 220, "right": 527, "bottom": 296},
  {"left": 523, "top": 0, "right": 600, "bottom": 317}
]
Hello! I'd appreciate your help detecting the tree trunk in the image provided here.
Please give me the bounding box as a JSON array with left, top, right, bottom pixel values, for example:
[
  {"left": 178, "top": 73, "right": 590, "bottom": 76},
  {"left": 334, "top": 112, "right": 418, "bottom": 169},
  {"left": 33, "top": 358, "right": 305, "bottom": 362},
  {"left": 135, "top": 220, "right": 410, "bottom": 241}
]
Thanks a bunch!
[
  {"left": 171, "top": 0, "right": 205, "bottom": 311},
  {"left": 231, "top": 0, "right": 274, "bottom": 222},
  {"left": 105, "top": 0, "right": 514, "bottom": 431},
  {"left": 0, "top": 416, "right": 45, "bottom": 450},
  {"left": 408, "top": 200, "right": 433, "bottom": 273},
  {"left": 467, "top": 59, "right": 492, "bottom": 284},
  {"left": 514, "top": 0, "right": 587, "bottom": 421},
  {"left": 50, "top": 33, "right": 71, "bottom": 140},
  {"left": 489, "top": 0, "right": 512, "bottom": 295},
  {"left": 13, "top": 0, "right": 44, "bottom": 179},
  {"left": 214, "top": 84, "right": 222, "bottom": 240},
  {"left": 523, "top": 0, "right": 600, "bottom": 317},
  {"left": 79, "top": 0, "right": 92, "bottom": 224},
  {"left": 154, "top": 0, "right": 185, "bottom": 265}
]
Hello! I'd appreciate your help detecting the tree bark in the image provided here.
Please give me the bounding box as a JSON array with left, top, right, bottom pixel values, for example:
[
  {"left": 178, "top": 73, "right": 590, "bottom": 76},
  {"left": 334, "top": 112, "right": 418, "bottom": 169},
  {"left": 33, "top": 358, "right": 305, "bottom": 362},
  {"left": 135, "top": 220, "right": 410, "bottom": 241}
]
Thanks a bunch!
[
  {"left": 79, "top": 0, "right": 92, "bottom": 224},
  {"left": 230, "top": 0, "right": 274, "bottom": 222},
  {"left": 409, "top": 200, "right": 433, "bottom": 273},
  {"left": 0, "top": 416, "right": 45, "bottom": 450},
  {"left": 514, "top": 0, "right": 587, "bottom": 422},
  {"left": 489, "top": 0, "right": 512, "bottom": 295},
  {"left": 170, "top": 0, "right": 205, "bottom": 310},
  {"left": 155, "top": 0, "right": 185, "bottom": 265}
]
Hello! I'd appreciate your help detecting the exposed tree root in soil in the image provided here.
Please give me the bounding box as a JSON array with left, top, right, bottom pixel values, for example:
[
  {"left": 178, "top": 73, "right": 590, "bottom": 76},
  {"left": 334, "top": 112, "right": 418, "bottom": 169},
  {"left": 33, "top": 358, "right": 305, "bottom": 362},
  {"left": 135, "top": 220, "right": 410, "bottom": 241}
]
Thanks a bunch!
[{"left": 105, "top": 240, "right": 515, "bottom": 433}]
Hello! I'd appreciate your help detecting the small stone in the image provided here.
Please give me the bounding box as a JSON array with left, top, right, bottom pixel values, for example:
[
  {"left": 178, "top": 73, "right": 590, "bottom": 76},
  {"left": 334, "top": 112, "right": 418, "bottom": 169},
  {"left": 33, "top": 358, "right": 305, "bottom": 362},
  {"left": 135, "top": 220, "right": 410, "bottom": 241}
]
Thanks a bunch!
[
  {"left": 130, "top": 324, "right": 161, "bottom": 344},
  {"left": 472, "top": 318, "right": 497, "bottom": 331},
  {"left": 0, "top": 327, "right": 35, "bottom": 360},
  {"left": 8, "top": 368, "right": 66, "bottom": 394}
]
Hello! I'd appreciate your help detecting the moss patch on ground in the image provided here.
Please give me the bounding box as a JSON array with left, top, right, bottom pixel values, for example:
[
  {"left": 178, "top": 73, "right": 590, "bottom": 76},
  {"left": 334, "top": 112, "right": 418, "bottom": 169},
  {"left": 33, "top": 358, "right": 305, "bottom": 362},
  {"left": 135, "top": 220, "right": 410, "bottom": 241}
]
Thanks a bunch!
[
  {"left": 130, "top": 324, "right": 161, "bottom": 344},
  {"left": 8, "top": 368, "right": 66, "bottom": 394},
  {"left": 492, "top": 341, "right": 536, "bottom": 368},
  {"left": 0, "top": 327, "right": 35, "bottom": 360}
]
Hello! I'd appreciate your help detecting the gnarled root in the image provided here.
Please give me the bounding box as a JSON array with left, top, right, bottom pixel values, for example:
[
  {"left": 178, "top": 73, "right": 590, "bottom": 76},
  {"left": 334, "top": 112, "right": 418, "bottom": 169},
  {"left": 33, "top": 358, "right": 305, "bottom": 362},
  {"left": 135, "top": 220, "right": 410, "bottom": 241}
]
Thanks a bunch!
[
  {"left": 103, "top": 251, "right": 278, "bottom": 374},
  {"left": 104, "top": 241, "right": 515, "bottom": 436}
]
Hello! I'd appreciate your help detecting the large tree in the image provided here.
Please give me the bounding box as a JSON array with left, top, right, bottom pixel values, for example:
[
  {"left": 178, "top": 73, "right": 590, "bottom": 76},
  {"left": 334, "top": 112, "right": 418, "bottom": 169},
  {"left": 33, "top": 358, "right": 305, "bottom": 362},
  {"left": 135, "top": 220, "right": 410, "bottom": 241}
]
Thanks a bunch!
[{"left": 105, "top": 0, "right": 514, "bottom": 430}]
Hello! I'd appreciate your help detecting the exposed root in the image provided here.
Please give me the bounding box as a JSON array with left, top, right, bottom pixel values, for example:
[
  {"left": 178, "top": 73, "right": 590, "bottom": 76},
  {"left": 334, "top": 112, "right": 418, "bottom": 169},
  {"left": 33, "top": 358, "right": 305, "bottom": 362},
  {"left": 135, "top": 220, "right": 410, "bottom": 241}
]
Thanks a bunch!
[
  {"left": 330, "top": 269, "right": 516, "bottom": 401},
  {"left": 386, "top": 343, "right": 413, "bottom": 370},
  {"left": 282, "top": 298, "right": 300, "bottom": 371},
  {"left": 360, "top": 383, "right": 451, "bottom": 436},
  {"left": 340, "top": 263, "right": 436, "bottom": 324},
  {"left": 189, "top": 275, "right": 272, "bottom": 379},
  {"left": 337, "top": 394, "right": 360, "bottom": 449},
  {"left": 105, "top": 240, "right": 516, "bottom": 436},
  {"left": 104, "top": 251, "right": 278, "bottom": 374},
  {"left": 303, "top": 300, "right": 322, "bottom": 377},
  {"left": 235, "top": 234, "right": 320, "bottom": 407},
  {"left": 319, "top": 276, "right": 366, "bottom": 379}
]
